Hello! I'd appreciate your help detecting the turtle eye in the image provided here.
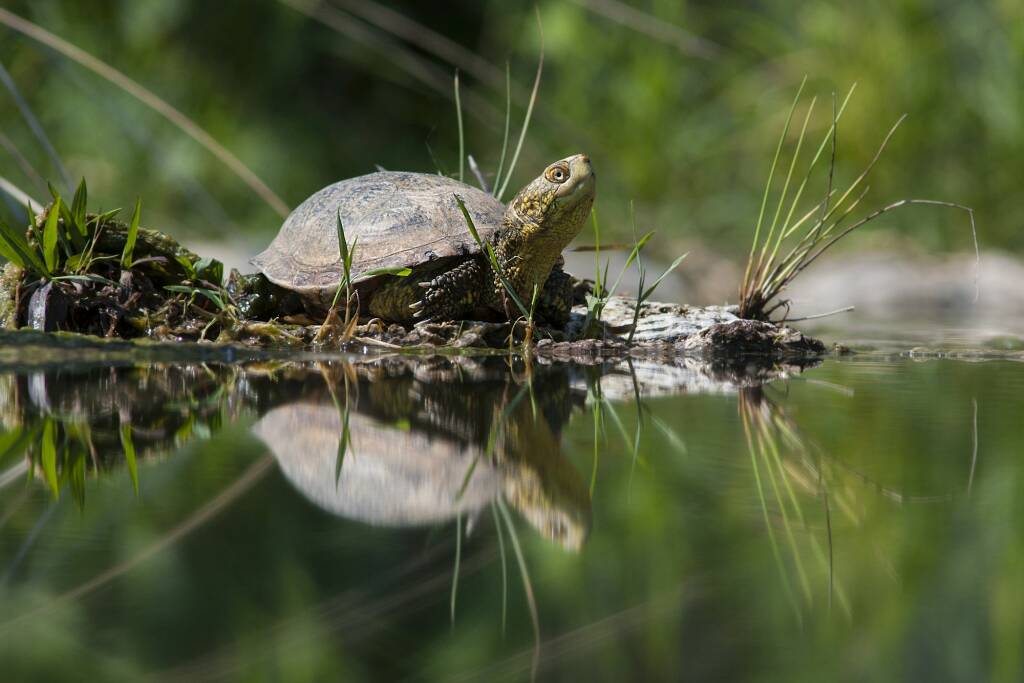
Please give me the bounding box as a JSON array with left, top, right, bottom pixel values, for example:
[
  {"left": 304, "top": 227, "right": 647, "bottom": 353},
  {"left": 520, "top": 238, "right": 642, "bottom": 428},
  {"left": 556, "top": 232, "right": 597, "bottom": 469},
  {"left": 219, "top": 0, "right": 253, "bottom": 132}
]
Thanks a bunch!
[{"left": 545, "top": 164, "right": 569, "bottom": 183}]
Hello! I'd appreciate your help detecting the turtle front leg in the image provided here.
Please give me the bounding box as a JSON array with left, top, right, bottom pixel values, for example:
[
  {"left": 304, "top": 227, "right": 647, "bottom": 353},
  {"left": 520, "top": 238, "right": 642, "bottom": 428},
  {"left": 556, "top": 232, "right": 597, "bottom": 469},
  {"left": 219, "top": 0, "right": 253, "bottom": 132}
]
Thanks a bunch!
[
  {"left": 408, "top": 257, "right": 489, "bottom": 323},
  {"left": 534, "top": 262, "right": 577, "bottom": 326}
]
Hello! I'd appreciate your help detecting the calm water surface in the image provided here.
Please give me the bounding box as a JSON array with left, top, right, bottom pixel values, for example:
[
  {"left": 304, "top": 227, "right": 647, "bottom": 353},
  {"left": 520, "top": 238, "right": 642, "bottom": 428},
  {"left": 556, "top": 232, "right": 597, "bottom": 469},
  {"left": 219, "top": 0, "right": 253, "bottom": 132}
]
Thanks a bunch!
[{"left": 0, "top": 334, "right": 1022, "bottom": 682}]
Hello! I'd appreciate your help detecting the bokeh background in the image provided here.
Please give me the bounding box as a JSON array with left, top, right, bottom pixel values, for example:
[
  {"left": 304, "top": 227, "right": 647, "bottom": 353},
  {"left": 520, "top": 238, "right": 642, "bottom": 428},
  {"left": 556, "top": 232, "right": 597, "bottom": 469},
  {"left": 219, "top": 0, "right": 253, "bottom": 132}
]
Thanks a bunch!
[{"left": 0, "top": 0, "right": 1021, "bottom": 312}]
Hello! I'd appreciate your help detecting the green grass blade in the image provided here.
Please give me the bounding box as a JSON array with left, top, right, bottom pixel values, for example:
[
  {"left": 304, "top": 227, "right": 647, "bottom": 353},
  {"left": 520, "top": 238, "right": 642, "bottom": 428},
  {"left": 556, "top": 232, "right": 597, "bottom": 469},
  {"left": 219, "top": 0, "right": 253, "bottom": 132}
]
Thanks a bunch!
[
  {"left": 336, "top": 406, "right": 350, "bottom": 488},
  {"left": 451, "top": 513, "right": 462, "bottom": 623},
  {"left": 496, "top": 496, "right": 540, "bottom": 677},
  {"left": 742, "top": 77, "right": 806, "bottom": 296},
  {"left": 362, "top": 266, "right": 412, "bottom": 278},
  {"left": 492, "top": 62, "right": 512, "bottom": 197},
  {"left": 454, "top": 71, "right": 464, "bottom": 183},
  {"left": 336, "top": 210, "right": 350, "bottom": 272},
  {"left": 0, "top": 219, "right": 26, "bottom": 268},
  {"left": 42, "top": 196, "right": 60, "bottom": 272},
  {"left": 754, "top": 95, "right": 816, "bottom": 286},
  {"left": 641, "top": 252, "right": 688, "bottom": 300},
  {"left": 491, "top": 502, "right": 509, "bottom": 636},
  {"left": 453, "top": 193, "right": 530, "bottom": 318},
  {"left": 606, "top": 229, "right": 654, "bottom": 298},
  {"left": 496, "top": 10, "right": 544, "bottom": 202},
  {"left": 70, "top": 178, "right": 87, "bottom": 236},
  {"left": 590, "top": 398, "right": 601, "bottom": 495},
  {"left": 121, "top": 198, "right": 141, "bottom": 269},
  {"left": 52, "top": 274, "right": 118, "bottom": 287},
  {"left": 48, "top": 182, "right": 83, "bottom": 253},
  {"left": 778, "top": 84, "right": 856, "bottom": 243},
  {"left": 198, "top": 288, "right": 227, "bottom": 311},
  {"left": 41, "top": 418, "right": 59, "bottom": 498},
  {"left": 119, "top": 424, "right": 139, "bottom": 495},
  {"left": 165, "top": 285, "right": 227, "bottom": 311},
  {"left": 0, "top": 212, "right": 48, "bottom": 276}
]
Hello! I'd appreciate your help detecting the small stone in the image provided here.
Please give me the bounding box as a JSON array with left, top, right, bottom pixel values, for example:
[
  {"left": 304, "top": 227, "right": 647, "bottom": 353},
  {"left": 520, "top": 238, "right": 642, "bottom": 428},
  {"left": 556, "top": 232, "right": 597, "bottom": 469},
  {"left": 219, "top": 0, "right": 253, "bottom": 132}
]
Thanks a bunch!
[
  {"left": 27, "top": 282, "right": 69, "bottom": 332},
  {"left": 452, "top": 332, "right": 485, "bottom": 348}
]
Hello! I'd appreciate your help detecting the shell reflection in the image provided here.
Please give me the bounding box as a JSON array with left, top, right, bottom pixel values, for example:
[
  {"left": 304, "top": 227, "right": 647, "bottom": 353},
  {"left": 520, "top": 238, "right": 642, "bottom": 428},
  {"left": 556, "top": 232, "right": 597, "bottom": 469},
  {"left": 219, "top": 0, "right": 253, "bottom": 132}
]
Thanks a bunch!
[{"left": 254, "top": 358, "right": 592, "bottom": 551}]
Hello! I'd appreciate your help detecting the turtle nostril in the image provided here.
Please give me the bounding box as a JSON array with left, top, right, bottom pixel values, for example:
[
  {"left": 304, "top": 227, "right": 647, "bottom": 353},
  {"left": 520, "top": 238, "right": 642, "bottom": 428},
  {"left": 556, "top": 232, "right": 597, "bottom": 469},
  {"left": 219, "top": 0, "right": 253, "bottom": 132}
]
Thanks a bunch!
[{"left": 580, "top": 155, "right": 591, "bottom": 165}]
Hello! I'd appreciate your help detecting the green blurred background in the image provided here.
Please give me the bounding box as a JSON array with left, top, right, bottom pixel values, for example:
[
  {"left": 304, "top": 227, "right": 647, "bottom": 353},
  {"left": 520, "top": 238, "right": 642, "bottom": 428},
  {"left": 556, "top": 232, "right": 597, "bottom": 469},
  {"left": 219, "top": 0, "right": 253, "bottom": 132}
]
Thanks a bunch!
[{"left": 0, "top": 0, "right": 1019, "bottom": 288}]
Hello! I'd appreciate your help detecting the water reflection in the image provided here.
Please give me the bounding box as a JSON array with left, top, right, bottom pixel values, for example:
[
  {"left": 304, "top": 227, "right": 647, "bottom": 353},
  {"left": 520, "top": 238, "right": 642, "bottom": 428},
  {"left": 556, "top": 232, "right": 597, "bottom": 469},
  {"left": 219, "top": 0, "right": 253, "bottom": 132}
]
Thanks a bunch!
[
  {"left": 0, "top": 355, "right": 807, "bottom": 548},
  {"left": 1, "top": 357, "right": 610, "bottom": 550},
  {"left": 0, "top": 365, "right": 235, "bottom": 505},
  {"left": 2, "top": 349, "right": 1013, "bottom": 680},
  {"left": 252, "top": 359, "right": 592, "bottom": 550}
]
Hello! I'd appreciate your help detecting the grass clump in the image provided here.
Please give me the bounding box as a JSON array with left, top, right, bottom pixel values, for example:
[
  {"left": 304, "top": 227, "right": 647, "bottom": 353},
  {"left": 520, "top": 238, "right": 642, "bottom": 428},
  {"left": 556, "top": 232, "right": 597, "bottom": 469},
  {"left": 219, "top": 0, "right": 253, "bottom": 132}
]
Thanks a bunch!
[
  {"left": 0, "top": 179, "right": 242, "bottom": 340},
  {"left": 739, "top": 80, "right": 978, "bottom": 321}
]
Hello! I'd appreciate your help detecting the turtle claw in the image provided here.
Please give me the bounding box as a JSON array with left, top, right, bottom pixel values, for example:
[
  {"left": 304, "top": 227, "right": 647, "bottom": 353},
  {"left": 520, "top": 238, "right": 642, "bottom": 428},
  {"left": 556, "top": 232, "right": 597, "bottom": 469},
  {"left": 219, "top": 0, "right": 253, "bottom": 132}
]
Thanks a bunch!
[
  {"left": 410, "top": 300, "right": 431, "bottom": 320},
  {"left": 418, "top": 281, "right": 431, "bottom": 289}
]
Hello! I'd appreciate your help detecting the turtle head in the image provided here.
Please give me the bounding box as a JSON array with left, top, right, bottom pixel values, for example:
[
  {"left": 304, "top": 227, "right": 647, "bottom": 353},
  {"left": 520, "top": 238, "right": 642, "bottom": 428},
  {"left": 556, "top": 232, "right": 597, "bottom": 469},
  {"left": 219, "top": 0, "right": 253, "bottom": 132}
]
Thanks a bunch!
[{"left": 507, "top": 154, "right": 595, "bottom": 244}]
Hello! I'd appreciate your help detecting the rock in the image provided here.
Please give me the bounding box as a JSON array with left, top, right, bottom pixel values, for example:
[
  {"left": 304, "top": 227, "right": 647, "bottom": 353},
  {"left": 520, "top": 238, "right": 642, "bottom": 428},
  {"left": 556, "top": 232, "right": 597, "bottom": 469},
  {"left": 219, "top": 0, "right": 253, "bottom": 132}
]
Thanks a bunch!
[
  {"left": 565, "top": 297, "right": 737, "bottom": 343},
  {"left": 339, "top": 294, "right": 825, "bottom": 358},
  {"left": 27, "top": 282, "right": 69, "bottom": 332},
  {"left": 682, "top": 319, "right": 826, "bottom": 357},
  {"left": 451, "top": 332, "right": 485, "bottom": 348}
]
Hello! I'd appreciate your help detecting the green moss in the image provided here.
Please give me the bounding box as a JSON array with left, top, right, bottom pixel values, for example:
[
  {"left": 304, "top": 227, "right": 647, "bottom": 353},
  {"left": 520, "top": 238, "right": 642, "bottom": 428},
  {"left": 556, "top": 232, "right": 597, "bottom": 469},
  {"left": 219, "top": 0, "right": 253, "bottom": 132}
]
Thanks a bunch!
[{"left": 0, "top": 262, "right": 23, "bottom": 329}]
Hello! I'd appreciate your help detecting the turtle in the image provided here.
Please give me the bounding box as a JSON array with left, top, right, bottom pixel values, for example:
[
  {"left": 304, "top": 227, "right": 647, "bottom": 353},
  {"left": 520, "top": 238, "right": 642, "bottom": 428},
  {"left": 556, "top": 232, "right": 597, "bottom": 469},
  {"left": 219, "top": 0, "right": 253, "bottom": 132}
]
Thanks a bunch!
[{"left": 250, "top": 154, "right": 595, "bottom": 325}]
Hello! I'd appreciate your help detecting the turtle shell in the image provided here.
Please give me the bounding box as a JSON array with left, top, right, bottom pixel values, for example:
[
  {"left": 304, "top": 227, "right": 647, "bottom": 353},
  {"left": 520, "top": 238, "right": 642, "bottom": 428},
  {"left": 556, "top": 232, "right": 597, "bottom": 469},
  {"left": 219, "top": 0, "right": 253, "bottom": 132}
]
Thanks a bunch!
[{"left": 251, "top": 171, "right": 504, "bottom": 295}]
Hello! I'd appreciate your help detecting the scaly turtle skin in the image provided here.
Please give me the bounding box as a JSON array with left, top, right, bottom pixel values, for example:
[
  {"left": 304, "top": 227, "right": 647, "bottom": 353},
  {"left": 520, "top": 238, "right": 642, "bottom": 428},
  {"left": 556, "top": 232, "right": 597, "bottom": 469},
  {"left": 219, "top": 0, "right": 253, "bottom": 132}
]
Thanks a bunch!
[{"left": 251, "top": 154, "right": 595, "bottom": 324}]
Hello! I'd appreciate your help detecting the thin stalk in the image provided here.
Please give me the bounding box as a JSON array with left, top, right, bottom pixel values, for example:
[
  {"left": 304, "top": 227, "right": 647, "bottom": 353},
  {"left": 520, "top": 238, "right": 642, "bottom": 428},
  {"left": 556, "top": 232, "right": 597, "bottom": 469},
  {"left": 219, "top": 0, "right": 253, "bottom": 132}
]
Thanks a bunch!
[
  {"left": 0, "top": 60, "right": 70, "bottom": 190},
  {"left": 777, "top": 85, "right": 855, "bottom": 244},
  {"left": 753, "top": 95, "right": 817, "bottom": 285},
  {"left": 496, "top": 497, "right": 540, "bottom": 680},
  {"left": 742, "top": 405, "right": 800, "bottom": 621},
  {"left": 451, "top": 513, "right": 462, "bottom": 624},
  {"left": 493, "top": 62, "right": 513, "bottom": 196},
  {"left": 491, "top": 501, "right": 509, "bottom": 637},
  {"left": 760, "top": 431, "right": 812, "bottom": 602},
  {"left": 454, "top": 71, "right": 465, "bottom": 183},
  {"left": 800, "top": 199, "right": 978, "bottom": 281},
  {"left": 496, "top": 9, "right": 544, "bottom": 201},
  {"left": 0, "top": 7, "right": 289, "bottom": 217},
  {"left": 468, "top": 154, "right": 490, "bottom": 193},
  {"left": 762, "top": 86, "right": 856, "bottom": 270},
  {"left": 741, "top": 77, "right": 806, "bottom": 300}
]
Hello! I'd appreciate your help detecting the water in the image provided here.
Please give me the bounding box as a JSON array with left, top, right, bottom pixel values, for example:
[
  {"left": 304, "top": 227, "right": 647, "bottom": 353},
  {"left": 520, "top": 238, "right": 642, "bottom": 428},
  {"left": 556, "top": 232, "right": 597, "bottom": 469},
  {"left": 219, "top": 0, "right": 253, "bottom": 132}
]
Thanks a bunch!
[{"left": 0, "top": 338, "right": 1022, "bottom": 682}]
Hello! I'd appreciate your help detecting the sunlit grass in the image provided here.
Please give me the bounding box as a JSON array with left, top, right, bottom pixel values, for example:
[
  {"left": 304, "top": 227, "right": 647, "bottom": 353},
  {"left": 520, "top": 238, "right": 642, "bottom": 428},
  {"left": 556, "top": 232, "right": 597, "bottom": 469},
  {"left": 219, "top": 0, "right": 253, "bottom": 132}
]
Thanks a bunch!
[{"left": 739, "top": 82, "right": 979, "bottom": 321}]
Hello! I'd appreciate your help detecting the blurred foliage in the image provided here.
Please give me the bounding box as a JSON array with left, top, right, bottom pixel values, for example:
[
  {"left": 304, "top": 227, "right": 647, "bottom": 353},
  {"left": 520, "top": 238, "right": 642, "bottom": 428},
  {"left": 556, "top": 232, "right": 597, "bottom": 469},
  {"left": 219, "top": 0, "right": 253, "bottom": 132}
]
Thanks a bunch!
[{"left": 0, "top": 0, "right": 1019, "bottom": 263}]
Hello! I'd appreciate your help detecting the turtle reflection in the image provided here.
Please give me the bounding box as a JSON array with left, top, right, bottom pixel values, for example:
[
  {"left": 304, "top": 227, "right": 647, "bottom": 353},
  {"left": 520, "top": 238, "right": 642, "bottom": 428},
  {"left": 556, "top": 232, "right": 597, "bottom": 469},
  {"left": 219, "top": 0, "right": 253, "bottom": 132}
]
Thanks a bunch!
[{"left": 253, "top": 358, "right": 592, "bottom": 551}]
